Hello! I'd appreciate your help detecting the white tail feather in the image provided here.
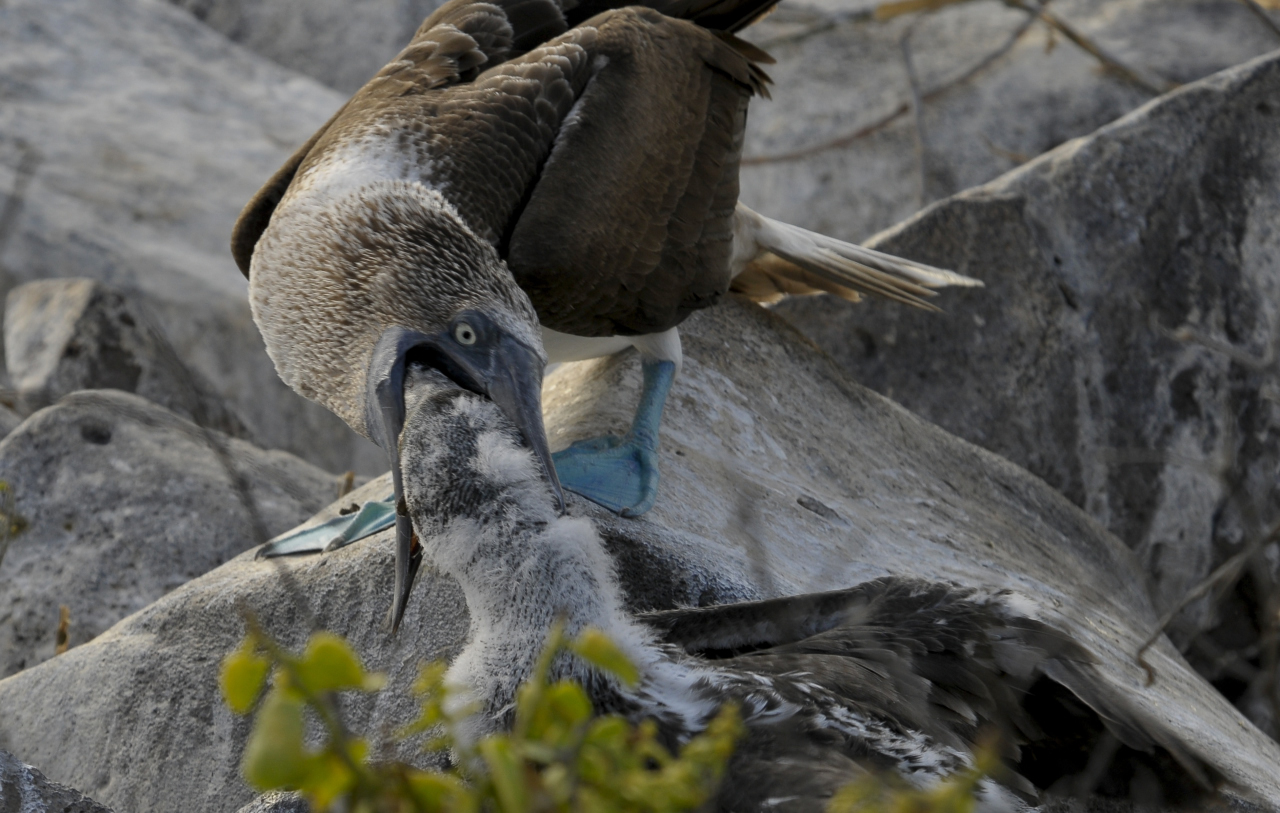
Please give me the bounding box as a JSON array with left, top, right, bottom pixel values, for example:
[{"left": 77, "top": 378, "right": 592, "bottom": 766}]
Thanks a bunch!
[{"left": 730, "top": 204, "right": 982, "bottom": 310}]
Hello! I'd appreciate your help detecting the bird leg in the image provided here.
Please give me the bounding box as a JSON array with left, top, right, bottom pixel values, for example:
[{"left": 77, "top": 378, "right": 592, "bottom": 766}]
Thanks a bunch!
[{"left": 551, "top": 356, "right": 676, "bottom": 517}]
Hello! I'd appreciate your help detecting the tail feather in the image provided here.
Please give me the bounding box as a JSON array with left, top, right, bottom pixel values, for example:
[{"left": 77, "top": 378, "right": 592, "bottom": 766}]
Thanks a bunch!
[
  {"left": 731, "top": 253, "right": 865, "bottom": 305},
  {"left": 730, "top": 205, "right": 982, "bottom": 310}
]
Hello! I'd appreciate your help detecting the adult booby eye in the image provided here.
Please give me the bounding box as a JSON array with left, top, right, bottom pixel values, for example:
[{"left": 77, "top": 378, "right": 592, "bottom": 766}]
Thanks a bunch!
[{"left": 454, "top": 322, "right": 477, "bottom": 345}]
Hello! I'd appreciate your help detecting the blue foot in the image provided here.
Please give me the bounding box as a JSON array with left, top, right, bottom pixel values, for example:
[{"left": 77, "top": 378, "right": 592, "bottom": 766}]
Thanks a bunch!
[
  {"left": 552, "top": 358, "right": 674, "bottom": 517},
  {"left": 257, "top": 495, "right": 396, "bottom": 557},
  {"left": 553, "top": 435, "right": 659, "bottom": 516}
]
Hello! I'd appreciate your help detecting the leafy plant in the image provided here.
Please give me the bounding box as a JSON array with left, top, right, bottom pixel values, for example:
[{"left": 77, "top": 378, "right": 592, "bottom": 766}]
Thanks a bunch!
[
  {"left": 220, "top": 620, "right": 994, "bottom": 813},
  {"left": 220, "top": 620, "right": 742, "bottom": 813}
]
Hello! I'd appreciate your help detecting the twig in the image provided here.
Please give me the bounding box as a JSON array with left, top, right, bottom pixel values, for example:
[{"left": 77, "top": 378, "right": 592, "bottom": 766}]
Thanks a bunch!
[
  {"left": 742, "top": 12, "right": 1038, "bottom": 165},
  {"left": 0, "top": 482, "right": 25, "bottom": 573},
  {"left": 55, "top": 605, "right": 71, "bottom": 655},
  {"left": 240, "top": 610, "right": 371, "bottom": 789},
  {"left": 1072, "top": 731, "right": 1122, "bottom": 797},
  {"left": 1192, "top": 635, "right": 1260, "bottom": 683},
  {"left": 752, "top": 7, "right": 878, "bottom": 49},
  {"left": 1135, "top": 521, "right": 1280, "bottom": 684},
  {"left": 1099, "top": 446, "right": 1228, "bottom": 473},
  {"left": 1126, "top": 322, "right": 1279, "bottom": 684},
  {"left": 1158, "top": 320, "right": 1277, "bottom": 370},
  {"left": 980, "top": 134, "right": 1031, "bottom": 165},
  {"left": 744, "top": 0, "right": 1176, "bottom": 167},
  {"left": 1118, "top": 317, "right": 1280, "bottom": 684},
  {"left": 0, "top": 140, "right": 41, "bottom": 258},
  {"left": 1238, "top": 0, "right": 1280, "bottom": 40},
  {"left": 899, "top": 25, "right": 931, "bottom": 208},
  {"left": 1004, "top": 0, "right": 1174, "bottom": 95}
]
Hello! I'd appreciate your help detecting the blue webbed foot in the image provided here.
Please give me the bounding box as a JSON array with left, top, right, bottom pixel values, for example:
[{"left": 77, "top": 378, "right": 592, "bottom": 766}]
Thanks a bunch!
[
  {"left": 551, "top": 357, "right": 675, "bottom": 517},
  {"left": 552, "top": 435, "right": 660, "bottom": 516},
  {"left": 257, "top": 495, "right": 396, "bottom": 558}
]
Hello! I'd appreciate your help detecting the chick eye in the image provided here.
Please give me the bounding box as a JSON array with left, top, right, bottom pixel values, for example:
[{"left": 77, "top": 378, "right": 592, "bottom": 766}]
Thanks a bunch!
[{"left": 454, "top": 322, "right": 477, "bottom": 345}]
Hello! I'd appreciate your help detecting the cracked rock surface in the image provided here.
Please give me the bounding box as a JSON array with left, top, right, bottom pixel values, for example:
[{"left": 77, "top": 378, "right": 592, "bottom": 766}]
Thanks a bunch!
[
  {"left": 0, "top": 750, "right": 113, "bottom": 813},
  {"left": 6, "top": 278, "right": 249, "bottom": 438},
  {"left": 774, "top": 49, "right": 1280, "bottom": 731},
  {"left": 0, "top": 0, "right": 381, "bottom": 475},
  {"left": 0, "top": 390, "right": 342, "bottom": 679}
]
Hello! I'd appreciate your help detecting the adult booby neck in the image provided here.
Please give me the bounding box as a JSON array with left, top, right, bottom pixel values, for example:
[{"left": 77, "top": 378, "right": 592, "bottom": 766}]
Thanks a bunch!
[{"left": 396, "top": 373, "right": 1219, "bottom": 811}]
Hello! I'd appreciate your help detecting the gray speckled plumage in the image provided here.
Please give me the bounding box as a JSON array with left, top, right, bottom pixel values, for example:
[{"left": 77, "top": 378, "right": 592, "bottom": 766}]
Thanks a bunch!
[{"left": 397, "top": 378, "right": 1218, "bottom": 813}]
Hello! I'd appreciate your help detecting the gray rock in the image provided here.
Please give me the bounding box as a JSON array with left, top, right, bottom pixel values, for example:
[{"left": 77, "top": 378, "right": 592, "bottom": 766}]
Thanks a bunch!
[
  {"left": 167, "top": 0, "right": 445, "bottom": 94},
  {"left": 0, "top": 299, "right": 1277, "bottom": 811},
  {"left": 0, "top": 751, "right": 113, "bottom": 813},
  {"left": 235, "top": 793, "right": 307, "bottom": 813},
  {"left": 0, "top": 403, "right": 20, "bottom": 440},
  {"left": 0, "top": 390, "right": 343, "bottom": 679},
  {"left": 5, "top": 278, "right": 249, "bottom": 437},
  {"left": 738, "top": 0, "right": 1280, "bottom": 242},
  {"left": 772, "top": 49, "right": 1280, "bottom": 686},
  {"left": 0, "top": 0, "right": 383, "bottom": 475}
]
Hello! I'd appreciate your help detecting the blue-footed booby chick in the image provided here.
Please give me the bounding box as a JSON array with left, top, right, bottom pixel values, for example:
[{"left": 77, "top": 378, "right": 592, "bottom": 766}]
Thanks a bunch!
[
  {"left": 235, "top": 0, "right": 979, "bottom": 626},
  {"left": 393, "top": 369, "right": 1218, "bottom": 812}
]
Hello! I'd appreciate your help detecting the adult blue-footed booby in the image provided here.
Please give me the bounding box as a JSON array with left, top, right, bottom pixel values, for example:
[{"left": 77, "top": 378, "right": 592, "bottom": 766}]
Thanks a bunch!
[
  {"left": 391, "top": 370, "right": 1217, "bottom": 812},
  {"left": 234, "top": 0, "right": 979, "bottom": 628}
]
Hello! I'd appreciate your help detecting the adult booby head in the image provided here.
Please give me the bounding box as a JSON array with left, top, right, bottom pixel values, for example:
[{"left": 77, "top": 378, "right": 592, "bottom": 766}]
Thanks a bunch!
[
  {"left": 249, "top": 178, "right": 563, "bottom": 629},
  {"left": 395, "top": 371, "right": 1221, "bottom": 811}
]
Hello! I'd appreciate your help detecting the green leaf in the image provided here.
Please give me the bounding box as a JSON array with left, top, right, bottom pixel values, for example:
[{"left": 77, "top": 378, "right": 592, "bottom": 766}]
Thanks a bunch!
[
  {"left": 570, "top": 628, "right": 640, "bottom": 687},
  {"left": 407, "top": 771, "right": 477, "bottom": 813},
  {"left": 220, "top": 642, "right": 270, "bottom": 714},
  {"left": 302, "top": 751, "right": 357, "bottom": 810},
  {"left": 478, "top": 737, "right": 528, "bottom": 813},
  {"left": 546, "top": 681, "right": 593, "bottom": 726},
  {"left": 298, "top": 631, "right": 369, "bottom": 693},
  {"left": 242, "top": 689, "right": 309, "bottom": 789}
]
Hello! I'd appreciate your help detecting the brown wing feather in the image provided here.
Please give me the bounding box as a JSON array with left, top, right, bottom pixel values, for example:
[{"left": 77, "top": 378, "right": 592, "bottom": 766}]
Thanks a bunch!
[
  {"left": 416, "top": 37, "right": 597, "bottom": 245},
  {"left": 230, "top": 0, "right": 568, "bottom": 277},
  {"left": 504, "top": 8, "right": 768, "bottom": 335}
]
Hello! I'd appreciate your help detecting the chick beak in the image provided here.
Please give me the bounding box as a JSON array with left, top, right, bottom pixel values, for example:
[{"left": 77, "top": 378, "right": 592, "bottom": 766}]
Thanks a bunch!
[{"left": 366, "top": 325, "right": 562, "bottom": 634}]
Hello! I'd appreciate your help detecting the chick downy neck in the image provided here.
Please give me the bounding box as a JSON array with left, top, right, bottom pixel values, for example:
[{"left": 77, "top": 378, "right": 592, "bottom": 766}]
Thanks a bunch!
[{"left": 398, "top": 382, "right": 702, "bottom": 733}]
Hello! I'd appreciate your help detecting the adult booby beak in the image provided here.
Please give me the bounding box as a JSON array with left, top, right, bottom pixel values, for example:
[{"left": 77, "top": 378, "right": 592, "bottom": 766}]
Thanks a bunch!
[{"left": 366, "top": 318, "right": 563, "bottom": 633}]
